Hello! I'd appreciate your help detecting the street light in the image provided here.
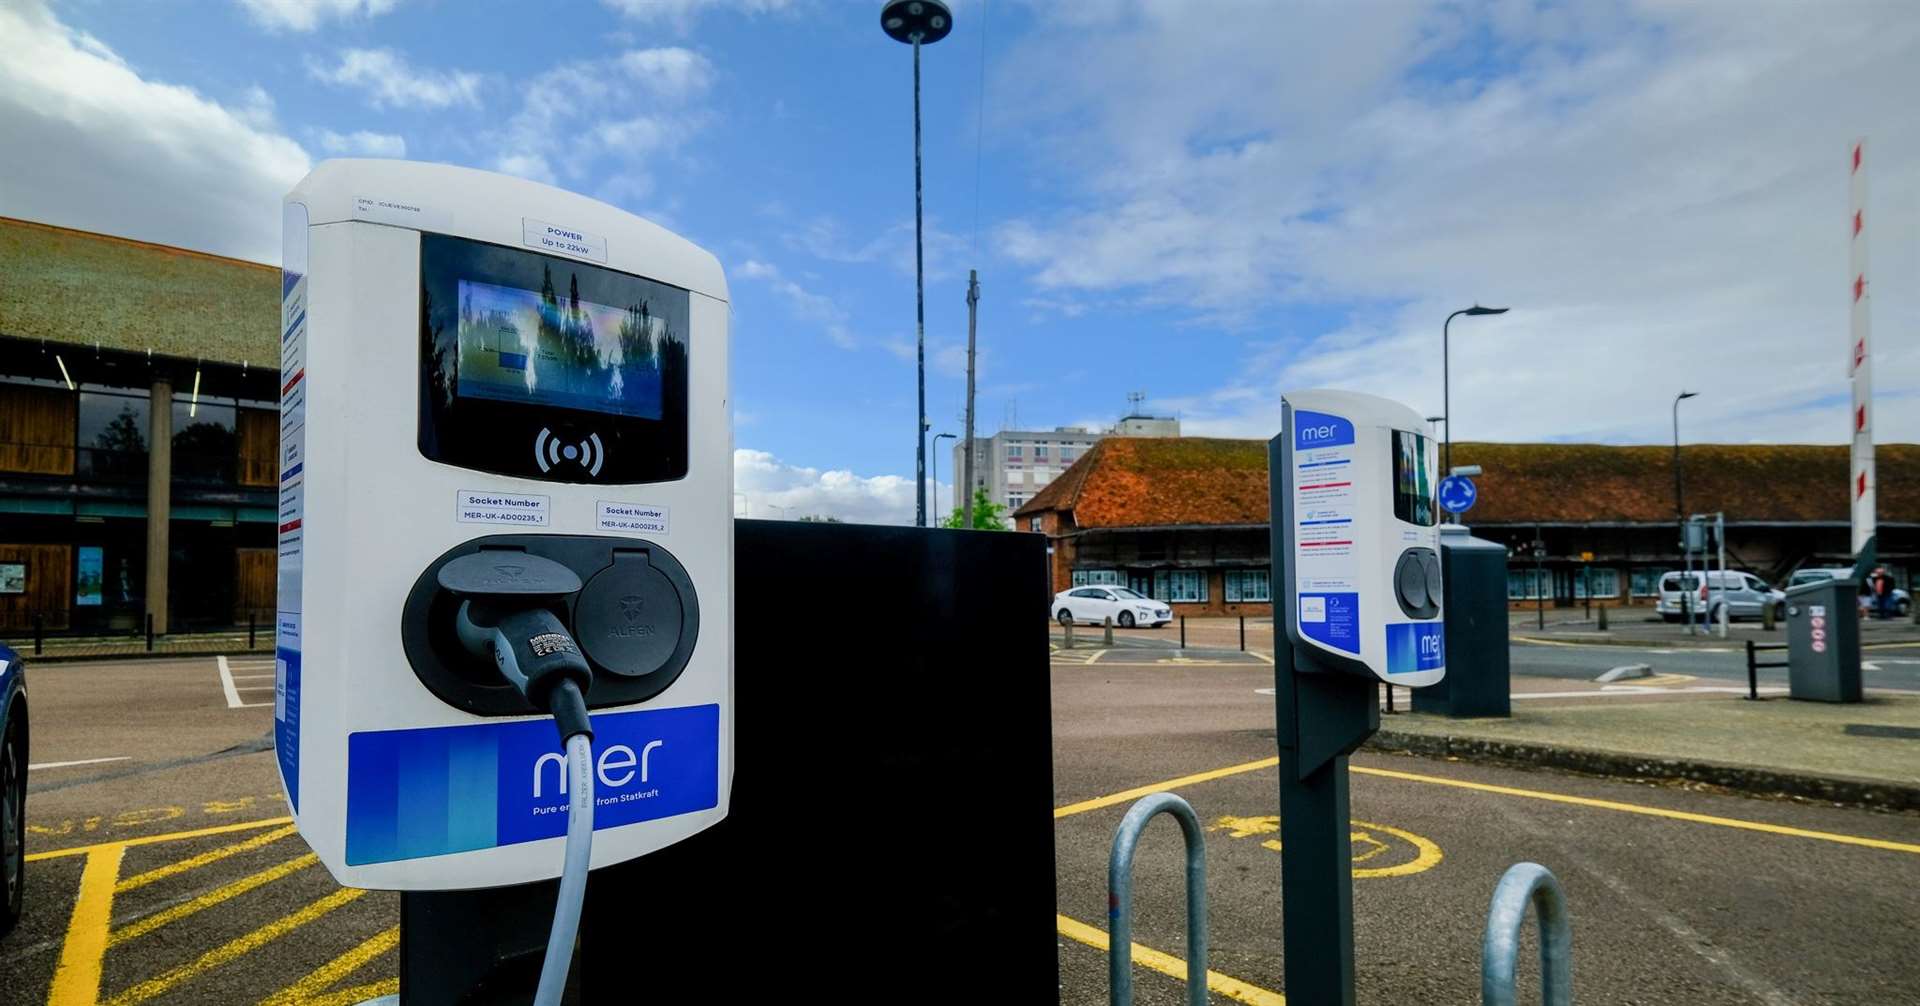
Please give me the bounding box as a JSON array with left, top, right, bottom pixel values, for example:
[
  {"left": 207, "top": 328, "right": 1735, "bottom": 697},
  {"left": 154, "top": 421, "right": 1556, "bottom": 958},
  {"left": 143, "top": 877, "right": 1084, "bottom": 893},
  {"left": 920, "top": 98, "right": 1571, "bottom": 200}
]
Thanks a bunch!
[
  {"left": 1672, "top": 390, "right": 1698, "bottom": 537},
  {"left": 1442, "top": 305, "right": 1509, "bottom": 474},
  {"left": 881, "top": 0, "right": 953, "bottom": 527},
  {"left": 1425, "top": 415, "right": 1444, "bottom": 439},
  {"left": 932, "top": 431, "right": 956, "bottom": 523}
]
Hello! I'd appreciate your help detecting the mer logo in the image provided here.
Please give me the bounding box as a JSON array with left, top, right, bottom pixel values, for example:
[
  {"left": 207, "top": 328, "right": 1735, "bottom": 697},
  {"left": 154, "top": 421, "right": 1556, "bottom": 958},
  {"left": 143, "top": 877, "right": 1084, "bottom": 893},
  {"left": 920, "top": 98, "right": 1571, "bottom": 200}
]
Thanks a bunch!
[
  {"left": 1385, "top": 622, "right": 1445, "bottom": 676},
  {"left": 1293, "top": 410, "right": 1355, "bottom": 450},
  {"left": 344, "top": 703, "right": 720, "bottom": 865},
  {"left": 533, "top": 740, "right": 664, "bottom": 798}
]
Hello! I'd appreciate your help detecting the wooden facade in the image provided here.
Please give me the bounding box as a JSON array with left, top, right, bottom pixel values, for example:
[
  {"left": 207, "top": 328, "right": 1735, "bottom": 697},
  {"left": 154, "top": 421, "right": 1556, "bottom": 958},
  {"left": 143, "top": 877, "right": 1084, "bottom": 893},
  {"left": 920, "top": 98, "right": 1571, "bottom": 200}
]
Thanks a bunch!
[
  {"left": 0, "top": 543, "right": 72, "bottom": 631},
  {"left": 0, "top": 384, "right": 75, "bottom": 476}
]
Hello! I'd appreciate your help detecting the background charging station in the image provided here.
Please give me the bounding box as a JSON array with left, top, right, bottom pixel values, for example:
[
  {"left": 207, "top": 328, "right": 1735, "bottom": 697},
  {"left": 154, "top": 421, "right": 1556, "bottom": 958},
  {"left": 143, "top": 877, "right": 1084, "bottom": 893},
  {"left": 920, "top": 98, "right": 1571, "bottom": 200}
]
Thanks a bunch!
[{"left": 1268, "top": 389, "right": 1447, "bottom": 1005}]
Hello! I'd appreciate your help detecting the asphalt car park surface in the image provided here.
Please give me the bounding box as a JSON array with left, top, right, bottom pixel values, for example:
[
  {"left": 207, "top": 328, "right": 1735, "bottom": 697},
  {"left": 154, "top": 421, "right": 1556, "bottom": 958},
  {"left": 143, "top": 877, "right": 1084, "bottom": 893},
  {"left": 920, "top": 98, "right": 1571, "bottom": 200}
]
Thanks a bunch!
[
  {"left": 6, "top": 649, "right": 1920, "bottom": 1004},
  {"left": 1050, "top": 645, "right": 1920, "bottom": 1004},
  {"left": 4, "top": 657, "right": 396, "bottom": 1006}
]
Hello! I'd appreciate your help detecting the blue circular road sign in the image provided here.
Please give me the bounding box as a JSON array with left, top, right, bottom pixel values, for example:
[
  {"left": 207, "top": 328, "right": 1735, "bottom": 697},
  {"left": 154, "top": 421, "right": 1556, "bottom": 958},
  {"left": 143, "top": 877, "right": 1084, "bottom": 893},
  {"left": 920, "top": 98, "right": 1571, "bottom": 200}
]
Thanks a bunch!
[{"left": 1438, "top": 474, "right": 1477, "bottom": 514}]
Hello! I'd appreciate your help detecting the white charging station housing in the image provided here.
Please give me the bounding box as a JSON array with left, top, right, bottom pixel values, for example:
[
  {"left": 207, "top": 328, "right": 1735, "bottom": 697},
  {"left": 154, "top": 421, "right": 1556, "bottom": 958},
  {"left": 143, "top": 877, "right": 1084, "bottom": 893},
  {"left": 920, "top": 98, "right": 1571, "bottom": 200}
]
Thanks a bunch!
[
  {"left": 276, "top": 160, "right": 732, "bottom": 890},
  {"left": 1279, "top": 389, "right": 1446, "bottom": 688}
]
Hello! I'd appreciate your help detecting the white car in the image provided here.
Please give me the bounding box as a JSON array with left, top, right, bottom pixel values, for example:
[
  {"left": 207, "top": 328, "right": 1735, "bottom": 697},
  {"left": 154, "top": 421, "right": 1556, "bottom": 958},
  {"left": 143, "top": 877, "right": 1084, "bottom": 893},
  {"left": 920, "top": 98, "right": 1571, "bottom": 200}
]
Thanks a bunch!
[
  {"left": 1654, "top": 569, "right": 1784, "bottom": 623},
  {"left": 1053, "top": 587, "right": 1171, "bottom": 628}
]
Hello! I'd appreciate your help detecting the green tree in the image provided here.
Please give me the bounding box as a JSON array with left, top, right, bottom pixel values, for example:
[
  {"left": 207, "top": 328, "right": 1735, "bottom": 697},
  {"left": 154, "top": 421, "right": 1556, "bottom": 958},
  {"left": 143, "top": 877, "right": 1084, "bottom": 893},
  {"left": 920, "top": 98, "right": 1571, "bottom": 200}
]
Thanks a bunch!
[{"left": 941, "top": 487, "right": 1008, "bottom": 530}]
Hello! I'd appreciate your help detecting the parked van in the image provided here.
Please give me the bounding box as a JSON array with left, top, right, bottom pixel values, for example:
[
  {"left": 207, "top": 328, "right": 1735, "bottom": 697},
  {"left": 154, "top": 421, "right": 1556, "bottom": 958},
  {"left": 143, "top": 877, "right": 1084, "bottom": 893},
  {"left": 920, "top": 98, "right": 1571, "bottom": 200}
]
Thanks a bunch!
[{"left": 1654, "top": 570, "right": 1784, "bottom": 623}]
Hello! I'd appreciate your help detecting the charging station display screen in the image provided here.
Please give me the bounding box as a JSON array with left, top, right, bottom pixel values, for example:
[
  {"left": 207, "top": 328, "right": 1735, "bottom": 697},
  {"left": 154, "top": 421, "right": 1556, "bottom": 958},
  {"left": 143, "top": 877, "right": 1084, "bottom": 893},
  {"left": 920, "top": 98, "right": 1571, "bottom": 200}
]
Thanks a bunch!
[
  {"left": 1392, "top": 430, "right": 1436, "bottom": 526},
  {"left": 455, "top": 280, "right": 668, "bottom": 419},
  {"left": 420, "top": 234, "right": 691, "bottom": 483}
]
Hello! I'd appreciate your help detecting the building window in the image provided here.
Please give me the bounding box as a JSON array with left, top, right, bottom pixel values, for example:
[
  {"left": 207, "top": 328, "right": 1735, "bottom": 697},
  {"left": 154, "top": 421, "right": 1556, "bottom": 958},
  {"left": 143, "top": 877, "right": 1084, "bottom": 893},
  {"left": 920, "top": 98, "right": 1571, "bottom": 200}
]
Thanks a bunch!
[
  {"left": 1630, "top": 568, "right": 1664, "bottom": 597},
  {"left": 1224, "top": 568, "right": 1271, "bottom": 603},
  {"left": 172, "top": 395, "right": 238, "bottom": 484},
  {"left": 1007, "top": 493, "right": 1026, "bottom": 510},
  {"left": 1059, "top": 448, "right": 1076, "bottom": 463},
  {"left": 1034, "top": 446, "right": 1048, "bottom": 461},
  {"left": 1072, "top": 569, "right": 1122, "bottom": 587},
  {"left": 1005, "top": 445, "right": 1023, "bottom": 458},
  {"left": 1507, "top": 569, "right": 1551, "bottom": 600},
  {"left": 1574, "top": 569, "right": 1621, "bottom": 599},
  {"left": 75, "top": 389, "right": 147, "bottom": 481},
  {"left": 1029, "top": 516, "right": 1042, "bottom": 532},
  {"left": 1153, "top": 570, "right": 1207, "bottom": 603}
]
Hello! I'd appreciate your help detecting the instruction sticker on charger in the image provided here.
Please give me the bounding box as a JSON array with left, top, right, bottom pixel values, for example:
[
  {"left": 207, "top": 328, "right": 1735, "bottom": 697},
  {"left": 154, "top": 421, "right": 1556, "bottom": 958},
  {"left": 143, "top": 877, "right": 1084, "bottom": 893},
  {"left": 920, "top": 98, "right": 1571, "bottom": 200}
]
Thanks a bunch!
[
  {"left": 598, "top": 500, "right": 669, "bottom": 535},
  {"left": 456, "top": 489, "right": 550, "bottom": 526}
]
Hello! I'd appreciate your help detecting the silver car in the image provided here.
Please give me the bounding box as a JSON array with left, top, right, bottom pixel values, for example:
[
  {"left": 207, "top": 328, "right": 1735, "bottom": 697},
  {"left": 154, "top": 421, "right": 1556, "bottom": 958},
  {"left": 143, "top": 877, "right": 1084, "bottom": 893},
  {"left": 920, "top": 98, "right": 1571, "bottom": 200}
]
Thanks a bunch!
[{"left": 1655, "top": 570, "right": 1784, "bottom": 623}]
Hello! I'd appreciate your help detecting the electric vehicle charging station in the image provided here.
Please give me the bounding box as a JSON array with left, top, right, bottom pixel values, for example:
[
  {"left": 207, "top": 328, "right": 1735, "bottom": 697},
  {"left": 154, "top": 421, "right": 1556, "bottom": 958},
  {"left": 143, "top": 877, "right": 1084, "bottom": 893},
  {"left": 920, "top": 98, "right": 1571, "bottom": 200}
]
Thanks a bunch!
[
  {"left": 278, "top": 160, "right": 731, "bottom": 1002},
  {"left": 1268, "top": 389, "right": 1445, "bottom": 1005}
]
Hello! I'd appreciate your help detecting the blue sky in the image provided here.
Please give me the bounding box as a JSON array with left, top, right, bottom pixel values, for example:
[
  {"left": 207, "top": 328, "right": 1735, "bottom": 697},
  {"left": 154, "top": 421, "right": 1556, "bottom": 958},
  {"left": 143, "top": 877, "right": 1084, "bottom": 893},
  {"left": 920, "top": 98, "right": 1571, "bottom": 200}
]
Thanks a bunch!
[{"left": 3, "top": 0, "right": 1916, "bottom": 521}]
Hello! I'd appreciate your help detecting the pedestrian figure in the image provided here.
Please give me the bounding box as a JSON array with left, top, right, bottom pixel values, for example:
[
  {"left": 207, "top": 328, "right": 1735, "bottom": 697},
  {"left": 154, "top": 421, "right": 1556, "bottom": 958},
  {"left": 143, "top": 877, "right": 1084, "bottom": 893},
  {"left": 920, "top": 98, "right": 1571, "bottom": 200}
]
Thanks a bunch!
[{"left": 1870, "top": 566, "right": 1894, "bottom": 620}]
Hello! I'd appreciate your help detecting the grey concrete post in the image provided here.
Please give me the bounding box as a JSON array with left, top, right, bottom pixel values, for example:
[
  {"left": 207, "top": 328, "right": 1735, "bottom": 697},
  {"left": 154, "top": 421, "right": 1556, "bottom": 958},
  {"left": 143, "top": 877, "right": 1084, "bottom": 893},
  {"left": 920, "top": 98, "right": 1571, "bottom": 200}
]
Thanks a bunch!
[
  {"left": 145, "top": 379, "right": 171, "bottom": 635},
  {"left": 1103, "top": 616, "right": 1114, "bottom": 647}
]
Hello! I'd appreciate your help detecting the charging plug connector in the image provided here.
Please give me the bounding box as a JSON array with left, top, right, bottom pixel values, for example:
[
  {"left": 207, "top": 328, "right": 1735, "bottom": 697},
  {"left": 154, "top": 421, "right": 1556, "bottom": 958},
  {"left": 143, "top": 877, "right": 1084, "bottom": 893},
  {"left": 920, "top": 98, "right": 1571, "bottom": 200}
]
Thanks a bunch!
[{"left": 459, "top": 604, "right": 594, "bottom": 739}]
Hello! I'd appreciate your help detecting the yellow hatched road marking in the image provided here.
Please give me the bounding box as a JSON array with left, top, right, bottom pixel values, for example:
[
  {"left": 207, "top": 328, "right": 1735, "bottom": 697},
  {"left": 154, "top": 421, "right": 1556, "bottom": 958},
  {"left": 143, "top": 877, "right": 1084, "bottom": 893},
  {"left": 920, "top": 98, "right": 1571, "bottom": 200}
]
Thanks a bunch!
[
  {"left": 1055, "top": 913, "right": 1286, "bottom": 1005},
  {"left": 259, "top": 926, "right": 400, "bottom": 1006},
  {"left": 1086, "top": 648, "right": 1108, "bottom": 664},
  {"left": 100, "top": 888, "right": 368, "bottom": 1006},
  {"left": 286, "top": 980, "right": 401, "bottom": 1006},
  {"left": 116, "top": 823, "right": 299, "bottom": 893},
  {"left": 1348, "top": 765, "right": 1920, "bottom": 855},
  {"left": 1057, "top": 757, "right": 1920, "bottom": 855},
  {"left": 1054, "top": 756, "right": 1278, "bottom": 819},
  {"left": 109, "top": 853, "right": 318, "bottom": 946},
  {"left": 48, "top": 844, "right": 124, "bottom": 1006},
  {"left": 28, "top": 816, "right": 295, "bottom": 863}
]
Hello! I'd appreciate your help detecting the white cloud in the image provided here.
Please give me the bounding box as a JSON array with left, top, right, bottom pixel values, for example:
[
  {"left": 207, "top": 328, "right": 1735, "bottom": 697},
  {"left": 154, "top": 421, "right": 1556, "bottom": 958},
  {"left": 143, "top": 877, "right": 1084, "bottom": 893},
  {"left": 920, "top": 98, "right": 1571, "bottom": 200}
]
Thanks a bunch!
[
  {"left": 237, "top": 0, "right": 398, "bottom": 32},
  {"left": 601, "top": 0, "right": 792, "bottom": 30},
  {"left": 491, "top": 48, "right": 712, "bottom": 189},
  {"left": 736, "top": 258, "right": 857, "bottom": 349},
  {"left": 618, "top": 48, "right": 715, "bottom": 100},
  {"left": 317, "top": 129, "right": 406, "bottom": 158},
  {"left": 784, "top": 214, "right": 967, "bottom": 283},
  {"left": 309, "top": 48, "right": 482, "bottom": 110},
  {"left": 992, "top": 2, "right": 1920, "bottom": 446},
  {"left": 0, "top": 1, "right": 309, "bottom": 263},
  {"left": 734, "top": 448, "right": 926, "bottom": 525}
]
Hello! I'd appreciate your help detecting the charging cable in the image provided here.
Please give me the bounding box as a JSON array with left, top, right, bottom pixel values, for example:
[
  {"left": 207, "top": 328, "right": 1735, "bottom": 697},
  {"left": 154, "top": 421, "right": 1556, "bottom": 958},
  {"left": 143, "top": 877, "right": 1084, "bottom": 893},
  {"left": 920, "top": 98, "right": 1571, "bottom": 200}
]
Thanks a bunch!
[{"left": 455, "top": 602, "right": 596, "bottom": 1006}]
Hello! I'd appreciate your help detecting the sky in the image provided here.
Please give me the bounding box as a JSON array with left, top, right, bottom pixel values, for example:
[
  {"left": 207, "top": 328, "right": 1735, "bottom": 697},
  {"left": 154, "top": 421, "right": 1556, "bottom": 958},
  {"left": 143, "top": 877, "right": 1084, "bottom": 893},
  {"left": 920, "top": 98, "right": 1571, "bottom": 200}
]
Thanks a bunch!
[{"left": 1, "top": 0, "right": 1915, "bottom": 523}]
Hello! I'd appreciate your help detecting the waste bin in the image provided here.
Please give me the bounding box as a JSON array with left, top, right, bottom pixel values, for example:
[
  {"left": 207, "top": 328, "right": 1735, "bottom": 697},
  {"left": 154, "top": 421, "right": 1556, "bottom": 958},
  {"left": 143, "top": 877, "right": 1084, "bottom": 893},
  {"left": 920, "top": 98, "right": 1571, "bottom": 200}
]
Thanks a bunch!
[
  {"left": 1412, "top": 525, "right": 1510, "bottom": 717},
  {"left": 1784, "top": 578, "right": 1862, "bottom": 702}
]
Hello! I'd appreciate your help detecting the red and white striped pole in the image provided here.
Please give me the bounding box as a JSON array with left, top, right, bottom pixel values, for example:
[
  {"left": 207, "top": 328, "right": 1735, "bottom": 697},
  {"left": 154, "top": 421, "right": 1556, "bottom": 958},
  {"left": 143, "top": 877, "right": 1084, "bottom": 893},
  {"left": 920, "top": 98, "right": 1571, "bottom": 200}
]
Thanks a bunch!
[{"left": 1849, "top": 138, "right": 1875, "bottom": 557}]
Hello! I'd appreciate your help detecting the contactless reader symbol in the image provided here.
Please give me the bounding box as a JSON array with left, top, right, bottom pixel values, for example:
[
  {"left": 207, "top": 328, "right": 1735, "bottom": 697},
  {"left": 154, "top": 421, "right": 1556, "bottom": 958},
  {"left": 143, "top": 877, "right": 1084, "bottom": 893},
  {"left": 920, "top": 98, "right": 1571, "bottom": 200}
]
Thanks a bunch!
[{"left": 534, "top": 428, "right": 606, "bottom": 477}]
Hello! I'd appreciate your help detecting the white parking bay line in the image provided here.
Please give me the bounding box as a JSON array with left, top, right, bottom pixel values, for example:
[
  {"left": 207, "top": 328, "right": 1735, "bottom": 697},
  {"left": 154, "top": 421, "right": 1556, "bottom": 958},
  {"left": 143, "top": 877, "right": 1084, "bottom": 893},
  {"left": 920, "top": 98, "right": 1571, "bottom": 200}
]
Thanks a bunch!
[
  {"left": 217, "top": 655, "right": 245, "bottom": 709},
  {"left": 30, "top": 756, "right": 132, "bottom": 771}
]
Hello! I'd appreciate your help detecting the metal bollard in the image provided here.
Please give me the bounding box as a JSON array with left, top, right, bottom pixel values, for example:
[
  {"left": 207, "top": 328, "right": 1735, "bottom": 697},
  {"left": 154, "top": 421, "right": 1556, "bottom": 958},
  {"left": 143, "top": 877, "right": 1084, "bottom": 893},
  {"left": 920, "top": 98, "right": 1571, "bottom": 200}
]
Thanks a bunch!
[
  {"left": 1108, "top": 793, "right": 1208, "bottom": 1006},
  {"left": 146, "top": 612, "right": 155, "bottom": 652},
  {"left": 1482, "top": 862, "right": 1573, "bottom": 1006},
  {"left": 1596, "top": 605, "right": 1608, "bottom": 632},
  {"left": 1763, "top": 602, "right": 1775, "bottom": 632},
  {"left": 1238, "top": 615, "right": 1245, "bottom": 651},
  {"left": 249, "top": 611, "right": 257, "bottom": 649},
  {"left": 1064, "top": 619, "right": 1075, "bottom": 650},
  {"left": 33, "top": 613, "right": 44, "bottom": 656},
  {"left": 1103, "top": 616, "right": 1114, "bottom": 647},
  {"left": 1180, "top": 616, "right": 1186, "bottom": 649}
]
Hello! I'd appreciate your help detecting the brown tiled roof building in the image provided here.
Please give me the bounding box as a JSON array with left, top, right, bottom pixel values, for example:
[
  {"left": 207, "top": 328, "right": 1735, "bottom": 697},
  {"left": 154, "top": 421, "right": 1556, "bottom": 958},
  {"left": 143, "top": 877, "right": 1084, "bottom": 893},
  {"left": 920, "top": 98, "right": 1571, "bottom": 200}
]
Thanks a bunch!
[{"left": 1016, "top": 437, "right": 1917, "bottom": 616}]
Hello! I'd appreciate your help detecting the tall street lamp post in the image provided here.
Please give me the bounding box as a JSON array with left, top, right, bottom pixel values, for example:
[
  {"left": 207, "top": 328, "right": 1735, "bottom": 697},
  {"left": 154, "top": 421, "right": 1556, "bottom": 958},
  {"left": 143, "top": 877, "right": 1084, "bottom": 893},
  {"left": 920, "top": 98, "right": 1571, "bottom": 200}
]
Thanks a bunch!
[
  {"left": 1443, "top": 305, "right": 1509, "bottom": 474},
  {"left": 1672, "top": 391, "right": 1698, "bottom": 538},
  {"left": 932, "top": 432, "right": 956, "bottom": 524},
  {"left": 881, "top": 1, "right": 953, "bottom": 527}
]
